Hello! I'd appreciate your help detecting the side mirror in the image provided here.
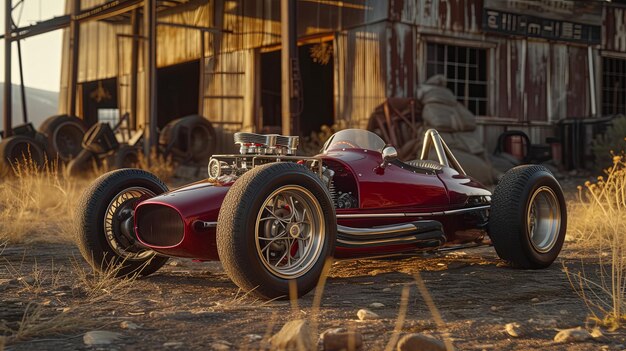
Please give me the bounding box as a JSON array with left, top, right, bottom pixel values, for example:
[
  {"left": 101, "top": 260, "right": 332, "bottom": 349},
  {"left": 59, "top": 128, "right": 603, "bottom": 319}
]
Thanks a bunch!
[{"left": 380, "top": 146, "right": 398, "bottom": 168}]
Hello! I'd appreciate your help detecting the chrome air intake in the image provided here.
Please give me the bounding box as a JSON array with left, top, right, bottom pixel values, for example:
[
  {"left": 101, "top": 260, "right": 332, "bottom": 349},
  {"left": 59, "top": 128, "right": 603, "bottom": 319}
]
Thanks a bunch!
[{"left": 234, "top": 132, "right": 299, "bottom": 155}]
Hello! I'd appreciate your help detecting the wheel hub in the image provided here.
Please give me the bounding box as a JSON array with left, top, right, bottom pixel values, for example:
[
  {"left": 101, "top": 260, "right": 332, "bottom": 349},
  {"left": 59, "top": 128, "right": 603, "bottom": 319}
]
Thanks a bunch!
[
  {"left": 527, "top": 186, "right": 561, "bottom": 253},
  {"left": 288, "top": 223, "right": 301, "bottom": 238}
]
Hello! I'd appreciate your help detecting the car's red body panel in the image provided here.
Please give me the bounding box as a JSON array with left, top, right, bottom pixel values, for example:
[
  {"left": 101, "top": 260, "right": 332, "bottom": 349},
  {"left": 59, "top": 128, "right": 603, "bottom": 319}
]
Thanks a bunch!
[{"left": 134, "top": 149, "right": 491, "bottom": 261}]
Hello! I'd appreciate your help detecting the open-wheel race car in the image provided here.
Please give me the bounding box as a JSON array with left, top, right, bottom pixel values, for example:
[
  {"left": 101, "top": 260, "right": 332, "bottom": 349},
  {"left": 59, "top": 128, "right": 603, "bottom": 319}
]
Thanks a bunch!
[{"left": 75, "top": 128, "right": 567, "bottom": 300}]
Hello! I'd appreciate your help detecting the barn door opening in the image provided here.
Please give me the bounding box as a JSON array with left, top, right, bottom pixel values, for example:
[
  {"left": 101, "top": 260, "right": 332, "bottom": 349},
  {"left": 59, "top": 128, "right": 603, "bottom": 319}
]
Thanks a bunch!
[
  {"left": 259, "top": 40, "right": 334, "bottom": 136},
  {"left": 156, "top": 60, "right": 200, "bottom": 129}
]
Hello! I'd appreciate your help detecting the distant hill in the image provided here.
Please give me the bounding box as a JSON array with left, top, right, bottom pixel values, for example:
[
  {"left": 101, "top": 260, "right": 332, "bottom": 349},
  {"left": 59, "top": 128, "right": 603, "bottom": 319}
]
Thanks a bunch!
[{"left": 0, "top": 84, "right": 59, "bottom": 130}]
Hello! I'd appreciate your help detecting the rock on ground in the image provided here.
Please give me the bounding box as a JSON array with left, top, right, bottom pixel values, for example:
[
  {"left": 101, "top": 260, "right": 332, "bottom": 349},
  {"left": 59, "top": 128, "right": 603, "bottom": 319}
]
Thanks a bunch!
[
  {"left": 163, "top": 341, "right": 184, "bottom": 348},
  {"left": 211, "top": 340, "right": 232, "bottom": 350},
  {"left": 322, "top": 330, "right": 363, "bottom": 351},
  {"left": 396, "top": 333, "right": 446, "bottom": 351},
  {"left": 357, "top": 309, "right": 380, "bottom": 321},
  {"left": 120, "top": 321, "right": 141, "bottom": 330},
  {"left": 83, "top": 330, "right": 122, "bottom": 346},
  {"left": 554, "top": 327, "right": 592, "bottom": 343},
  {"left": 505, "top": 322, "right": 522, "bottom": 337},
  {"left": 270, "top": 319, "right": 314, "bottom": 351}
]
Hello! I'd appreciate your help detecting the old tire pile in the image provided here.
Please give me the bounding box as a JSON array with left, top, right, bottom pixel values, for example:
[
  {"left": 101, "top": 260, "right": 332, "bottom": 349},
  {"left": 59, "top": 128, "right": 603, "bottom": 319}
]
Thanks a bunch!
[
  {"left": 38, "top": 115, "right": 87, "bottom": 162},
  {"left": 159, "top": 115, "right": 217, "bottom": 164},
  {"left": 1, "top": 115, "right": 87, "bottom": 176},
  {"left": 67, "top": 122, "right": 131, "bottom": 177},
  {"left": 0, "top": 135, "right": 46, "bottom": 176}
]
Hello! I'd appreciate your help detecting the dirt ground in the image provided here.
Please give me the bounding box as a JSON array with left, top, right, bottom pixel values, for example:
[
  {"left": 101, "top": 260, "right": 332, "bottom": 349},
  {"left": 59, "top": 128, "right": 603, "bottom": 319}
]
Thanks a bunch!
[{"left": 1, "top": 241, "right": 623, "bottom": 351}]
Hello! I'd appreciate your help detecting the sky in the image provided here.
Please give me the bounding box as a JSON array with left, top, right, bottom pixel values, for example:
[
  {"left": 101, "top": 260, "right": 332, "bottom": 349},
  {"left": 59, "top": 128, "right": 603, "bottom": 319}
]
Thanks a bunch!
[{"left": 0, "top": 0, "right": 65, "bottom": 92}]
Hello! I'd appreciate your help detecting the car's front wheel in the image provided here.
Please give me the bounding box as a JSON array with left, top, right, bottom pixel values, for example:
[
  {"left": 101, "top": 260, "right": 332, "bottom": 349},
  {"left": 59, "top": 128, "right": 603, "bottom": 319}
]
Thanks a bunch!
[
  {"left": 217, "top": 162, "right": 336, "bottom": 300},
  {"left": 75, "top": 169, "right": 169, "bottom": 277}
]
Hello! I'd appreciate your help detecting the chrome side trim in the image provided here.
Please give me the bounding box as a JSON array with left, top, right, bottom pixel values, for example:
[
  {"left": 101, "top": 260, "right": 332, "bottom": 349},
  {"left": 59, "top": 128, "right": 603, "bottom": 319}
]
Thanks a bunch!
[
  {"left": 440, "top": 205, "right": 491, "bottom": 215},
  {"left": 193, "top": 220, "right": 218, "bottom": 230},
  {"left": 336, "top": 205, "right": 490, "bottom": 219},
  {"left": 337, "top": 213, "right": 410, "bottom": 219}
]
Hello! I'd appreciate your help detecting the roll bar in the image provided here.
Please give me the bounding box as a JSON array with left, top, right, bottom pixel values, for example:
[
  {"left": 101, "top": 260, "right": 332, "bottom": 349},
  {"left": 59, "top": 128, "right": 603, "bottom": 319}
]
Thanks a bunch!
[{"left": 419, "top": 129, "right": 467, "bottom": 176}]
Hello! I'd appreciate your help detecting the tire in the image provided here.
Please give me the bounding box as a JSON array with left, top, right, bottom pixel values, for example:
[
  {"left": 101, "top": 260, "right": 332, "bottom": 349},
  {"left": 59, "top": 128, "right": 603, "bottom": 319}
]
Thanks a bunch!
[
  {"left": 217, "top": 162, "right": 336, "bottom": 300},
  {"left": 67, "top": 149, "right": 99, "bottom": 177},
  {"left": 38, "top": 115, "right": 87, "bottom": 162},
  {"left": 0, "top": 135, "right": 46, "bottom": 176},
  {"left": 159, "top": 115, "right": 216, "bottom": 163},
  {"left": 75, "top": 168, "right": 169, "bottom": 277},
  {"left": 108, "top": 144, "right": 139, "bottom": 169},
  {"left": 489, "top": 165, "right": 567, "bottom": 269}
]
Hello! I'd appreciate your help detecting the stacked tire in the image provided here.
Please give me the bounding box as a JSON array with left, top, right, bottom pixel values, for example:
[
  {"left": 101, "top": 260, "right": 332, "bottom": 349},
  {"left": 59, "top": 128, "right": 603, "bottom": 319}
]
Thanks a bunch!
[
  {"left": 159, "top": 115, "right": 216, "bottom": 164},
  {"left": 0, "top": 135, "right": 46, "bottom": 176},
  {"left": 38, "top": 115, "right": 87, "bottom": 162}
]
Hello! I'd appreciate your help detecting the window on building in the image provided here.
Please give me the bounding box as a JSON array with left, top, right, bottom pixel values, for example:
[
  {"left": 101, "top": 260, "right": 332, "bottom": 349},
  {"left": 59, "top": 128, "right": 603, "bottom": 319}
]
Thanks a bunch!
[
  {"left": 97, "top": 108, "right": 120, "bottom": 127},
  {"left": 426, "top": 43, "right": 488, "bottom": 116},
  {"left": 602, "top": 57, "right": 626, "bottom": 116}
]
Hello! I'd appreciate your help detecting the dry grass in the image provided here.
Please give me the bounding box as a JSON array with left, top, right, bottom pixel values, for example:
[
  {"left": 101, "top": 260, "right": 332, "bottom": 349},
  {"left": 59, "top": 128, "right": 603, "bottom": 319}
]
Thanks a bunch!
[
  {"left": 0, "top": 303, "right": 98, "bottom": 345},
  {"left": 136, "top": 148, "right": 175, "bottom": 182},
  {"left": 565, "top": 153, "right": 626, "bottom": 330},
  {"left": 0, "top": 253, "right": 139, "bottom": 345},
  {"left": 97, "top": 147, "right": 175, "bottom": 182},
  {"left": 2, "top": 255, "right": 64, "bottom": 295},
  {"left": 70, "top": 255, "right": 149, "bottom": 303},
  {"left": 0, "top": 157, "right": 85, "bottom": 244},
  {"left": 0, "top": 149, "right": 176, "bottom": 245}
]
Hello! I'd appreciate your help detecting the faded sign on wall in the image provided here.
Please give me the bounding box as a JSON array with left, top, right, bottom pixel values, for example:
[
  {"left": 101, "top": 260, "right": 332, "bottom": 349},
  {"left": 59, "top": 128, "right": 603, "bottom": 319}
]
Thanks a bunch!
[{"left": 482, "top": 0, "right": 602, "bottom": 44}]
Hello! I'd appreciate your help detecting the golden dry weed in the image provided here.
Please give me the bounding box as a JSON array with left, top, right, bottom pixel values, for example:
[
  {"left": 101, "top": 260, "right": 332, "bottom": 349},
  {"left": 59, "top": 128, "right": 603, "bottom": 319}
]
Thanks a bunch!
[
  {"left": 566, "top": 154, "right": 626, "bottom": 330},
  {"left": 0, "top": 157, "right": 84, "bottom": 244}
]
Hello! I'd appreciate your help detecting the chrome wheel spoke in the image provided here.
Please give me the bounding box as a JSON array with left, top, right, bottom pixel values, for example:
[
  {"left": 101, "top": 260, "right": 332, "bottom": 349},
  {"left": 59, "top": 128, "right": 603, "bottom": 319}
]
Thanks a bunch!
[{"left": 104, "top": 187, "right": 156, "bottom": 261}]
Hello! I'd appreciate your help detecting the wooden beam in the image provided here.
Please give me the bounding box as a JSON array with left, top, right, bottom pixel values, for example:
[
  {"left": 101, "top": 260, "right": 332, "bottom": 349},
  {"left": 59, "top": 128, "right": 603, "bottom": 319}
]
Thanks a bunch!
[
  {"left": 68, "top": 0, "right": 80, "bottom": 117},
  {"left": 281, "top": 0, "right": 300, "bottom": 136},
  {"left": 74, "top": 0, "right": 142, "bottom": 23},
  {"left": 129, "top": 9, "right": 140, "bottom": 130},
  {"left": 4, "top": 0, "right": 12, "bottom": 137},
  {"left": 143, "top": 0, "right": 157, "bottom": 160}
]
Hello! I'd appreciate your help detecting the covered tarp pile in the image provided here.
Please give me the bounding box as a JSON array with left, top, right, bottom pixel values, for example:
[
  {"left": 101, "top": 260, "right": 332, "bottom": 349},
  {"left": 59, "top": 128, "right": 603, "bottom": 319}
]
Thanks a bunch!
[{"left": 368, "top": 75, "right": 499, "bottom": 185}]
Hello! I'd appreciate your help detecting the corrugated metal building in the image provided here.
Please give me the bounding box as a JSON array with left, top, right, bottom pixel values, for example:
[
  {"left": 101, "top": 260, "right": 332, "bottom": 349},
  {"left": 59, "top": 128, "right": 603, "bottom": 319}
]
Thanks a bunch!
[{"left": 57, "top": 0, "right": 626, "bottom": 153}]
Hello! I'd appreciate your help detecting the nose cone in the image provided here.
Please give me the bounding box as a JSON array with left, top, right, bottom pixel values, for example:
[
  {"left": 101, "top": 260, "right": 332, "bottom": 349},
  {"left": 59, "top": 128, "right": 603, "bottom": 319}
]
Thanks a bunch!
[{"left": 133, "top": 180, "right": 231, "bottom": 260}]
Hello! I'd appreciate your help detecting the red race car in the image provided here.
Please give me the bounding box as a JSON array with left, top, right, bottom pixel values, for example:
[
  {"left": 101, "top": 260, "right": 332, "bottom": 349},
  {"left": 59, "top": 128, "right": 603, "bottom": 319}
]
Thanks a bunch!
[{"left": 75, "top": 129, "right": 567, "bottom": 299}]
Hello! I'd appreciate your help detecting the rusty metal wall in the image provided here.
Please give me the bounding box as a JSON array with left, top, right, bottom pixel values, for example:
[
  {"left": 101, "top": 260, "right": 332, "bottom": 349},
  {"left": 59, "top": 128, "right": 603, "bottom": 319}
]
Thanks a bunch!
[
  {"left": 58, "top": 0, "right": 626, "bottom": 150},
  {"left": 391, "top": 0, "right": 482, "bottom": 33},
  {"left": 604, "top": 4, "right": 626, "bottom": 53}
]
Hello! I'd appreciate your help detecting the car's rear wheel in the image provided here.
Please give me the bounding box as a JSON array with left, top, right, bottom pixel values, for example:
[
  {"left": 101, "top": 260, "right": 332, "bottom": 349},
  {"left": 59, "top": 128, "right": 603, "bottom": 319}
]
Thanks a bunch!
[
  {"left": 489, "top": 165, "right": 567, "bottom": 268},
  {"left": 75, "top": 169, "right": 169, "bottom": 277},
  {"left": 217, "top": 162, "right": 336, "bottom": 300}
]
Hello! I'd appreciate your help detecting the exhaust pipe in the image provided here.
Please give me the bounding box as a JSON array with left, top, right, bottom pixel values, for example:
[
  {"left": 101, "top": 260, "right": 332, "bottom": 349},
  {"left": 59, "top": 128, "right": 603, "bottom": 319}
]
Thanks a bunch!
[{"left": 337, "top": 220, "right": 446, "bottom": 248}]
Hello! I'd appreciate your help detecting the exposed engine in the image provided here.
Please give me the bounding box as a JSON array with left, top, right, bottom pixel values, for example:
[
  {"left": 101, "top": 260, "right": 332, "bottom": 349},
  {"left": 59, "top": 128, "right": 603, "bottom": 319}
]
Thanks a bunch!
[
  {"left": 208, "top": 133, "right": 315, "bottom": 179},
  {"left": 207, "top": 133, "right": 358, "bottom": 209},
  {"left": 234, "top": 132, "right": 299, "bottom": 156},
  {"left": 336, "top": 192, "right": 358, "bottom": 209}
]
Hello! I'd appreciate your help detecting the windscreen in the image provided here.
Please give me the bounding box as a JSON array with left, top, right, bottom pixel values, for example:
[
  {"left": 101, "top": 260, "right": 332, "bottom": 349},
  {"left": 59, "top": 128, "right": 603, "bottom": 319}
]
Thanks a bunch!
[{"left": 322, "top": 129, "right": 386, "bottom": 153}]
